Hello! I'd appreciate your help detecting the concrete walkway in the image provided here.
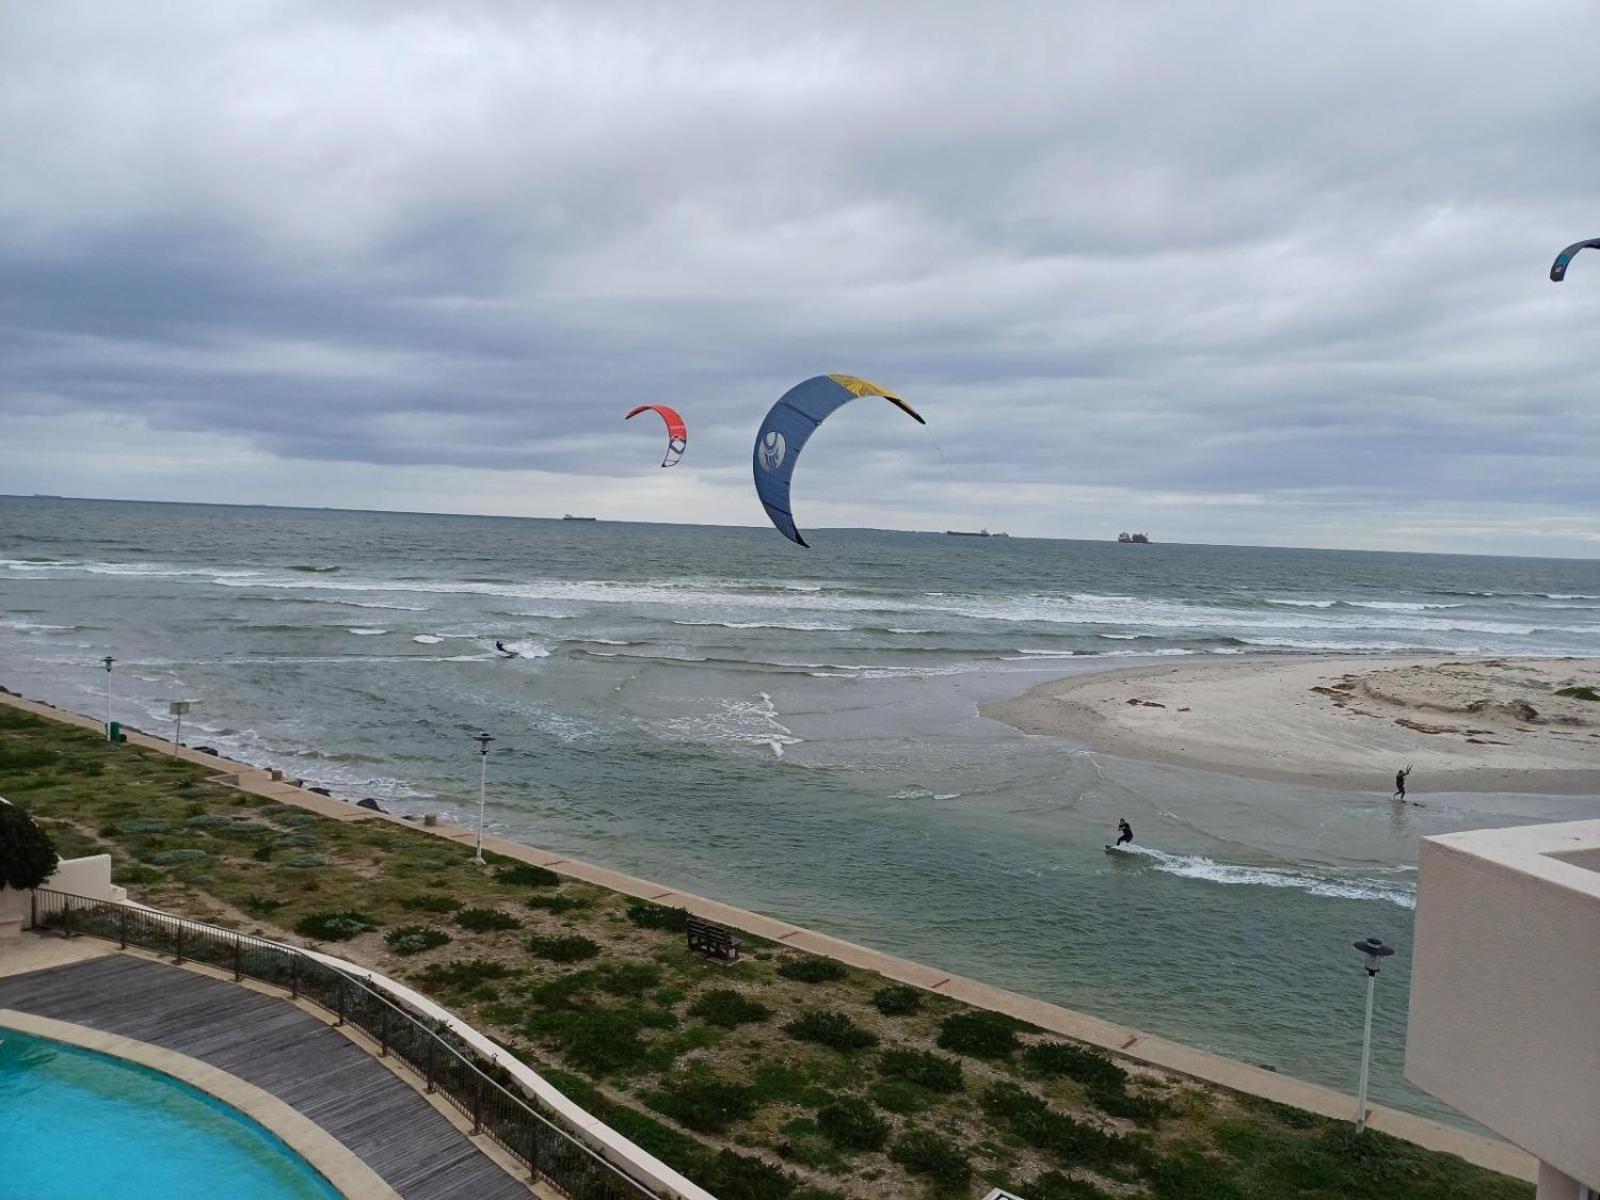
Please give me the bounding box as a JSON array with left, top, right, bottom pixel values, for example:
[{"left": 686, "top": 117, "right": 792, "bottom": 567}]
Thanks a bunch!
[
  {"left": 0, "top": 952, "right": 532, "bottom": 1200},
  {"left": 0, "top": 690, "right": 1537, "bottom": 1182}
]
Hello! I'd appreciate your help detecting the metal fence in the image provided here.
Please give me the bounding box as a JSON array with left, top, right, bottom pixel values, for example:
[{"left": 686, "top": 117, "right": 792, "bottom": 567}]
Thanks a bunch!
[{"left": 31, "top": 888, "right": 664, "bottom": 1200}]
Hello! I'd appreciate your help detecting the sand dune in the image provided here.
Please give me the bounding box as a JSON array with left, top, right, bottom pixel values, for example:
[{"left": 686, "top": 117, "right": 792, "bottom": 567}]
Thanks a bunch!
[{"left": 983, "top": 656, "right": 1600, "bottom": 795}]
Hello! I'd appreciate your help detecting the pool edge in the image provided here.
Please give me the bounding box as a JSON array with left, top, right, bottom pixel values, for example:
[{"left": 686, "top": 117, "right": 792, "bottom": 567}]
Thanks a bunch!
[{"left": 0, "top": 1008, "right": 400, "bottom": 1200}]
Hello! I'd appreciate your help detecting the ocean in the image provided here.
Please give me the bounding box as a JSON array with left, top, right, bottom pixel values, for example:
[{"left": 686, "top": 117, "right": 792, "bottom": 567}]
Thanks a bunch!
[{"left": 3, "top": 496, "right": 1598, "bottom": 1126}]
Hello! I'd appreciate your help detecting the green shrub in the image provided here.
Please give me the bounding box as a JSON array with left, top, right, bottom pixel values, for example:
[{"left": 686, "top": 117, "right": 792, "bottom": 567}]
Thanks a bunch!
[
  {"left": 593, "top": 962, "right": 661, "bottom": 997},
  {"left": 937, "top": 1010, "right": 1020, "bottom": 1058},
  {"left": 870, "top": 1079, "right": 936, "bottom": 1116},
  {"left": 455, "top": 906, "right": 523, "bottom": 932},
  {"left": 416, "top": 958, "right": 515, "bottom": 990},
  {"left": 783, "top": 1011, "right": 878, "bottom": 1052},
  {"left": 0, "top": 803, "right": 59, "bottom": 889},
  {"left": 527, "top": 1007, "right": 647, "bottom": 1075},
  {"left": 625, "top": 898, "right": 688, "bottom": 931},
  {"left": 384, "top": 924, "right": 451, "bottom": 955},
  {"left": 239, "top": 893, "right": 285, "bottom": 915},
  {"left": 1023, "top": 1042, "right": 1128, "bottom": 1090},
  {"left": 182, "top": 813, "right": 236, "bottom": 828},
  {"left": 1556, "top": 686, "right": 1600, "bottom": 701},
  {"left": 527, "top": 934, "right": 600, "bottom": 962},
  {"left": 496, "top": 862, "right": 561, "bottom": 886},
  {"left": 777, "top": 957, "right": 848, "bottom": 984},
  {"left": 285, "top": 853, "right": 327, "bottom": 868},
  {"left": 294, "top": 910, "right": 378, "bottom": 941},
  {"left": 816, "top": 1097, "right": 888, "bottom": 1151},
  {"left": 525, "top": 893, "right": 583, "bottom": 914},
  {"left": 250, "top": 844, "right": 274, "bottom": 862},
  {"left": 275, "top": 832, "right": 320, "bottom": 848},
  {"left": 980, "top": 1082, "right": 1143, "bottom": 1170},
  {"left": 398, "top": 893, "right": 461, "bottom": 913},
  {"left": 277, "top": 812, "right": 320, "bottom": 828},
  {"left": 702, "top": 1150, "right": 797, "bottom": 1200},
  {"left": 147, "top": 848, "right": 208, "bottom": 866},
  {"left": 878, "top": 1048, "right": 963, "bottom": 1093},
  {"left": 113, "top": 864, "right": 164, "bottom": 885},
  {"left": 871, "top": 984, "right": 923, "bottom": 1015},
  {"left": 689, "top": 988, "right": 771, "bottom": 1028},
  {"left": 649, "top": 1072, "right": 759, "bottom": 1133},
  {"left": 889, "top": 1129, "right": 971, "bottom": 1189},
  {"left": 114, "top": 817, "right": 174, "bottom": 835}
]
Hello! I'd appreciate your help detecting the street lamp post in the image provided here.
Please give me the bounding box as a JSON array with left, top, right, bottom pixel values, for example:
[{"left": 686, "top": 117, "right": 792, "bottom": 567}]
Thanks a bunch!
[
  {"left": 169, "top": 700, "right": 192, "bottom": 753},
  {"left": 471, "top": 732, "right": 495, "bottom": 866},
  {"left": 1351, "top": 936, "right": 1396, "bottom": 1132},
  {"left": 101, "top": 656, "right": 116, "bottom": 739}
]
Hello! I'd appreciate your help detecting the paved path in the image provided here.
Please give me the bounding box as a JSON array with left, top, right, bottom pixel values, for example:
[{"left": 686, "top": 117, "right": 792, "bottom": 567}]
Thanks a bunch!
[{"left": 0, "top": 954, "right": 530, "bottom": 1200}]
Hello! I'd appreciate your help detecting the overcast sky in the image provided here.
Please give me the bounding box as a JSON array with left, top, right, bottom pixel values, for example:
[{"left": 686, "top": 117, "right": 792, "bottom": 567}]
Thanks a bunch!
[{"left": 2, "top": 2, "right": 1598, "bottom": 556}]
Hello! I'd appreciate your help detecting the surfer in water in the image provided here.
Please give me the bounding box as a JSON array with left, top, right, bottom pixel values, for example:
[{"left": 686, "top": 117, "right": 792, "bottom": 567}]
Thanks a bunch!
[
  {"left": 1393, "top": 765, "right": 1412, "bottom": 801},
  {"left": 495, "top": 640, "right": 515, "bottom": 658},
  {"left": 1114, "top": 818, "right": 1133, "bottom": 847}
]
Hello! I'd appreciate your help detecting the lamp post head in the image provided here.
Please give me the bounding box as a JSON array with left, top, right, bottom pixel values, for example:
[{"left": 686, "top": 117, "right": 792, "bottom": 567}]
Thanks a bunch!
[
  {"left": 1353, "top": 936, "right": 1395, "bottom": 975},
  {"left": 102, "top": 656, "right": 116, "bottom": 671},
  {"left": 473, "top": 732, "right": 495, "bottom": 755}
]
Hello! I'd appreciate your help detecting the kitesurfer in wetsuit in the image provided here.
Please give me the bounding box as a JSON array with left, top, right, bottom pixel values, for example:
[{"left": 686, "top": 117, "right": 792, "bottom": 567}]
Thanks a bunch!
[
  {"left": 1393, "top": 766, "right": 1412, "bottom": 801},
  {"left": 495, "top": 640, "right": 512, "bottom": 657},
  {"left": 1115, "top": 819, "right": 1133, "bottom": 847}
]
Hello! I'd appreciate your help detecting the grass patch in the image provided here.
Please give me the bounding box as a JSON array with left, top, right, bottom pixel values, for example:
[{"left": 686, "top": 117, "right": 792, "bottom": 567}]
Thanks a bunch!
[
  {"left": 648, "top": 1071, "right": 759, "bottom": 1133},
  {"left": 495, "top": 862, "right": 561, "bottom": 887},
  {"left": 525, "top": 893, "right": 584, "bottom": 914},
  {"left": 294, "top": 910, "right": 378, "bottom": 941},
  {"left": 815, "top": 1097, "right": 888, "bottom": 1152},
  {"left": 384, "top": 924, "right": 451, "bottom": 955},
  {"left": 397, "top": 893, "right": 462, "bottom": 913},
  {"left": 878, "top": 1048, "right": 963, "bottom": 1093},
  {"left": 625, "top": 898, "right": 688, "bottom": 931},
  {"left": 1555, "top": 685, "right": 1600, "bottom": 701},
  {"left": 889, "top": 1129, "right": 971, "bottom": 1191}
]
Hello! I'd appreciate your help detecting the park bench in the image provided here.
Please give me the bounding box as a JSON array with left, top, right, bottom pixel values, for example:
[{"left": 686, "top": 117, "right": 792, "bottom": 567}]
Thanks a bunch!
[{"left": 685, "top": 916, "right": 741, "bottom": 963}]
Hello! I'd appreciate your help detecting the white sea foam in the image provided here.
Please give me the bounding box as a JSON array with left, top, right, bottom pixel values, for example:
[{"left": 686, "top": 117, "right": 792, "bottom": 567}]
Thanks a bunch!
[
  {"left": 348, "top": 628, "right": 387, "bottom": 636},
  {"left": 665, "top": 691, "right": 801, "bottom": 757},
  {"left": 1114, "top": 845, "right": 1416, "bottom": 908}
]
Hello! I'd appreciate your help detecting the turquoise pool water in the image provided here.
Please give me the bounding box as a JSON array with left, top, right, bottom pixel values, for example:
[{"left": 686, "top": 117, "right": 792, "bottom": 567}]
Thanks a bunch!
[{"left": 0, "top": 1029, "right": 345, "bottom": 1199}]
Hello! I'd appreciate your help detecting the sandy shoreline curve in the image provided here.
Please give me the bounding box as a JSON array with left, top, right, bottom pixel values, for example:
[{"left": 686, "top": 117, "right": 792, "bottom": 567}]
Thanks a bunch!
[{"left": 983, "top": 655, "right": 1600, "bottom": 795}]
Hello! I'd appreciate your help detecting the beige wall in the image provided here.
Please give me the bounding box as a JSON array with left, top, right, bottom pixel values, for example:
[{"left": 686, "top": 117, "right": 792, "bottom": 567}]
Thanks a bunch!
[{"left": 1405, "top": 820, "right": 1600, "bottom": 1190}]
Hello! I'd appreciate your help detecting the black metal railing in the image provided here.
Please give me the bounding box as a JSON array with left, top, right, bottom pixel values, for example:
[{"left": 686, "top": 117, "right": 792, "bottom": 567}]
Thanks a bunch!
[{"left": 31, "top": 889, "right": 666, "bottom": 1200}]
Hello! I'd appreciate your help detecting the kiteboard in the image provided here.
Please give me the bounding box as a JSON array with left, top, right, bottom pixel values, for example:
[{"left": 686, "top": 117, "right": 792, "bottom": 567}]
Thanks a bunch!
[{"left": 1104, "top": 844, "right": 1134, "bottom": 855}]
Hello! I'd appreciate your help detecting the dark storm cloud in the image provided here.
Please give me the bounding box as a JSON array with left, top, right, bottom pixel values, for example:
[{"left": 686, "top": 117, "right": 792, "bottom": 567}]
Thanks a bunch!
[{"left": 2, "top": 1, "right": 1598, "bottom": 549}]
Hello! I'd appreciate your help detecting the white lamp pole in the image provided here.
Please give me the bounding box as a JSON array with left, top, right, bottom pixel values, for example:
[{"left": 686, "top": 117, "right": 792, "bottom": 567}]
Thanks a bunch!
[
  {"left": 169, "top": 700, "right": 191, "bottom": 754},
  {"left": 1351, "top": 936, "right": 1396, "bottom": 1132},
  {"left": 471, "top": 732, "right": 495, "bottom": 866},
  {"left": 101, "top": 656, "right": 116, "bottom": 739}
]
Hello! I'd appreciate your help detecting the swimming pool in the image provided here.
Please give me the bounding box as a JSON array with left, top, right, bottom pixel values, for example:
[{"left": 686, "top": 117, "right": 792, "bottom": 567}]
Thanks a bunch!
[{"left": 0, "top": 1028, "right": 345, "bottom": 1199}]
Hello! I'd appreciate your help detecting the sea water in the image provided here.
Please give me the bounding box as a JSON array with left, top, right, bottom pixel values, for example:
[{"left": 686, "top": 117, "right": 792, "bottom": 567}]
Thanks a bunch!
[{"left": 2, "top": 496, "right": 1597, "bottom": 1126}]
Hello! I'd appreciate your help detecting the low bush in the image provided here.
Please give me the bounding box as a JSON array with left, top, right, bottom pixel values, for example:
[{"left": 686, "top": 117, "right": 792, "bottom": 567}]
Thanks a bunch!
[
  {"left": 878, "top": 1048, "right": 963, "bottom": 1093},
  {"left": 294, "top": 910, "right": 378, "bottom": 941},
  {"left": 1025, "top": 1171, "right": 1117, "bottom": 1200},
  {"left": 455, "top": 906, "right": 523, "bottom": 932},
  {"left": 593, "top": 962, "right": 662, "bottom": 996},
  {"left": 702, "top": 1149, "right": 797, "bottom": 1200},
  {"left": 871, "top": 984, "right": 923, "bottom": 1015},
  {"left": 275, "top": 832, "right": 320, "bottom": 848},
  {"left": 815, "top": 1097, "right": 888, "bottom": 1152},
  {"left": 689, "top": 988, "right": 771, "bottom": 1029},
  {"left": 397, "top": 893, "right": 461, "bottom": 913},
  {"left": 1023, "top": 1042, "right": 1128, "bottom": 1090},
  {"left": 625, "top": 898, "right": 688, "bottom": 931},
  {"left": 526, "top": 1007, "right": 647, "bottom": 1075},
  {"left": 250, "top": 844, "right": 274, "bottom": 862},
  {"left": 783, "top": 1011, "right": 878, "bottom": 1052},
  {"left": 777, "top": 957, "right": 848, "bottom": 984},
  {"left": 415, "top": 958, "right": 515, "bottom": 990},
  {"left": 869, "top": 1079, "right": 936, "bottom": 1116},
  {"left": 113, "top": 864, "right": 164, "bottom": 885},
  {"left": 182, "top": 813, "right": 236, "bottom": 828},
  {"left": 285, "top": 853, "right": 327, "bottom": 868},
  {"left": 525, "top": 893, "right": 583, "bottom": 914},
  {"left": 649, "top": 1072, "right": 759, "bottom": 1133},
  {"left": 384, "top": 924, "right": 451, "bottom": 955},
  {"left": 147, "top": 848, "right": 208, "bottom": 866},
  {"left": 527, "top": 934, "right": 600, "bottom": 962},
  {"left": 496, "top": 863, "right": 561, "bottom": 887},
  {"left": 888, "top": 1129, "right": 971, "bottom": 1190},
  {"left": 1556, "top": 685, "right": 1600, "bottom": 701},
  {"left": 937, "top": 1010, "right": 1020, "bottom": 1059},
  {"left": 980, "top": 1082, "right": 1144, "bottom": 1170},
  {"left": 114, "top": 817, "right": 173, "bottom": 835}
]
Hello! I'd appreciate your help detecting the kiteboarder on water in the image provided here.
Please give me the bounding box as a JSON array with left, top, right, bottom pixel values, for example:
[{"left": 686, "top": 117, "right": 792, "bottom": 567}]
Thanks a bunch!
[
  {"left": 1393, "top": 765, "right": 1412, "bottom": 801},
  {"left": 1114, "top": 818, "right": 1133, "bottom": 847},
  {"left": 495, "top": 640, "right": 514, "bottom": 658}
]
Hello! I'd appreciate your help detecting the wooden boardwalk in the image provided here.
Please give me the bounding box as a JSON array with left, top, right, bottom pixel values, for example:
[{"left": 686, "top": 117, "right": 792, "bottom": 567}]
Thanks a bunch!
[{"left": 0, "top": 954, "right": 531, "bottom": 1200}]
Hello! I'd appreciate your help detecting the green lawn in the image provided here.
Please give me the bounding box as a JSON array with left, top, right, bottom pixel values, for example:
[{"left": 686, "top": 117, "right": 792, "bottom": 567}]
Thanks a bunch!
[{"left": 0, "top": 705, "right": 1530, "bottom": 1200}]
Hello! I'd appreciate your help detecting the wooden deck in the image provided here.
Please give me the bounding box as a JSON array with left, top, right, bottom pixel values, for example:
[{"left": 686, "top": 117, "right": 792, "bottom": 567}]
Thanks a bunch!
[{"left": 0, "top": 954, "right": 532, "bottom": 1200}]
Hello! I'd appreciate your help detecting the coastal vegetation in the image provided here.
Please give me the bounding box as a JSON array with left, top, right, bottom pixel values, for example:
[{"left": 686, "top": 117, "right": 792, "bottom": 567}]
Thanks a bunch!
[{"left": 0, "top": 703, "right": 1531, "bottom": 1200}]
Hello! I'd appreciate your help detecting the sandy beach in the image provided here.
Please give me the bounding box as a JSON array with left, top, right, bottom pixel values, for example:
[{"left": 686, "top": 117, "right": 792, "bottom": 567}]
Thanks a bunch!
[{"left": 983, "top": 656, "right": 1600, "bottom": 795}]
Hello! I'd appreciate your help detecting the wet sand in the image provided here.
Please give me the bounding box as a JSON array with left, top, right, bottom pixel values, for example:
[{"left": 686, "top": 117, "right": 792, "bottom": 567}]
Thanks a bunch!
[{"left": 983, "top": 656, "right": 1600, "bottom": 795}]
